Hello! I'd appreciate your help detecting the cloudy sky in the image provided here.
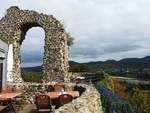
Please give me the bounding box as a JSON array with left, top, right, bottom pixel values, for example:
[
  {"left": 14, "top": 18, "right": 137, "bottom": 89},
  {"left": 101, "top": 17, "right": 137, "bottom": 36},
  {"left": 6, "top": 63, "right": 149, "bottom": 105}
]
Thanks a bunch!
[{"left": 1, "top": 0, "right": 150, "bottom": 67}]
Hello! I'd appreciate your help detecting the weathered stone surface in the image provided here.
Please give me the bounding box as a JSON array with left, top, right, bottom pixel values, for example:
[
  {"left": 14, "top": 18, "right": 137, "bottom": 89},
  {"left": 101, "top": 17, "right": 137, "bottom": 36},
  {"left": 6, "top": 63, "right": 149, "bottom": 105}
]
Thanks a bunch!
[
  {"left": 0, "top": 6, "right": 69, "bottom": 82},
  {"left": 55, "top": 84, "right": 103, "bottom": 113},
  {"left": 10, "top": 83, "right": 103, "bottom": 113}
]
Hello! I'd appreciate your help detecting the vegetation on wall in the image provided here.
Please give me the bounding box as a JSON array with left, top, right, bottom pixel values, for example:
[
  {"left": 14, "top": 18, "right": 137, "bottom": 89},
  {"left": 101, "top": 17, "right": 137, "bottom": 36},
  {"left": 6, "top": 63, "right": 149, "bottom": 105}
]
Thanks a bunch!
[
  {"left": 100, "top": 72, "right": 115, "bottom": 90},
  {"left": 67, "top": 33, "right": 74, "bottom": 47}
]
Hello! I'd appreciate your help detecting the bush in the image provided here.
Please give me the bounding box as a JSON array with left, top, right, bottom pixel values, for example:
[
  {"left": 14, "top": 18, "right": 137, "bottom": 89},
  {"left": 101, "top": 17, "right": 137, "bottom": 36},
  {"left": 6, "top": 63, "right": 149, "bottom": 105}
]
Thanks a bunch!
[
  {"left": 21, "top": 71, "right": 42, "bottom": 83},
  {"left": 101, "top": 72, "right": 115, "bottom": 90},
  {"left": 125, "top": 88, "right": 150, "bottom": 113}
]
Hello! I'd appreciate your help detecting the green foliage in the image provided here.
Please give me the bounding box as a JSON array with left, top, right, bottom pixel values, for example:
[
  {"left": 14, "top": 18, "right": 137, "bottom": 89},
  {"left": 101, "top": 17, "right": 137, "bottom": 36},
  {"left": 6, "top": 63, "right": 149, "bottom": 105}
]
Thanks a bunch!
[
  {"left": 101, "top": 72, "right": 115, "bottom": 90},
  {"left": 69, "top": 64, "right": 92, "bottom": 72},
  {"left": 94, "top": 72, "right": 106, "bottom": 80},
  {"left": 122, "top": 79, "right": 150, "bottom": 90},
  {"left": 67, "top": 33, "right": 74, "bottom": 46},
  {"left": 60, "top": 22, "right": 74, "bottom": 47},
  {"left": 21, "top": 71, "right": 41, "bottom": 83},
  {"left": 125, "top": 88, "right": 150, "bottom": 113}
]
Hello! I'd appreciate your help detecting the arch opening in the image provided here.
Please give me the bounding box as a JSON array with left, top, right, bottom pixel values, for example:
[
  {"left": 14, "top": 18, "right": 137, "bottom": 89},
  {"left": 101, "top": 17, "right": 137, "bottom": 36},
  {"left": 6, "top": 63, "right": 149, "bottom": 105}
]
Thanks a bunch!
[{"left": 20, "top": 27, "right": 45, "bottom": 82}]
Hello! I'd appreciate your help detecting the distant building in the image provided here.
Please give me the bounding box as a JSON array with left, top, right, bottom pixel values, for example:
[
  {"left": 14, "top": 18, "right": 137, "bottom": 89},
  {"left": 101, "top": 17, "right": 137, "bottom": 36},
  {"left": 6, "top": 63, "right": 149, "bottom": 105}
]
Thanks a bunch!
[{"left": 0, "top": 39, "right": 9, "bottom": 90}]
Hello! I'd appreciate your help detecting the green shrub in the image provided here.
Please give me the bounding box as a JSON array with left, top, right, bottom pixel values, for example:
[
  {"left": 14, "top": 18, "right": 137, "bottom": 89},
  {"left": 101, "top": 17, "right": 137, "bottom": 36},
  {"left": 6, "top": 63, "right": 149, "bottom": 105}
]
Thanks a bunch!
[
  {"left": 21, "top": 71, "right": 42, "bottom": 83},
  {"left": 101, "top": 72, "right": 115, "bottom": 90}
]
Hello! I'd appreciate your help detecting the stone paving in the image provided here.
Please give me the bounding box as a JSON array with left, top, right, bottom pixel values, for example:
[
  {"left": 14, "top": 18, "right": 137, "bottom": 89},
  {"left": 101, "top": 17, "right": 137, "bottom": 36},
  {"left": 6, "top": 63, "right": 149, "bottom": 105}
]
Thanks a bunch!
[
  {"left": 18, "top": 104, "right": 37, "bottom": 113},
  {"left": 18, "top": 104, "right": 54, "bottom": 113}
]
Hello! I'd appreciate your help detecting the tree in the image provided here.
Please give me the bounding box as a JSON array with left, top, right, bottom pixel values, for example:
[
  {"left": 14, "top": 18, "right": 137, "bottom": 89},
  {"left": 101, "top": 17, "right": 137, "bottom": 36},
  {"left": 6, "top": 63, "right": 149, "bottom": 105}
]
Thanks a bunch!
[{"left": 69, "top": 64, "right": 91, "bottom": 72}]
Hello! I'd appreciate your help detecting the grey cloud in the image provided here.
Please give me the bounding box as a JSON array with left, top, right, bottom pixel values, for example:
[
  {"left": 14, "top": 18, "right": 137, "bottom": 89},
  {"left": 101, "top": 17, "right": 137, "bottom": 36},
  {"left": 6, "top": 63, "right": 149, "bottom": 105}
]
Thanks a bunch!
[
  {"left": 21, "top": 52, "right": 43, "bottom": 63},
  {"left": 70, "top": 40, "right": 142, "bottom": 58}
]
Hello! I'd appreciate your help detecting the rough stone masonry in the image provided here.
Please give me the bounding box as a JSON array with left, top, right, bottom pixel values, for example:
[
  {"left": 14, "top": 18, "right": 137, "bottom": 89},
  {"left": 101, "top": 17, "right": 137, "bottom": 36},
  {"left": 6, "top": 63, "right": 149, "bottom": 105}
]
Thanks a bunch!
[{"left": 0, "top": 6, "right": 69, "bottom": 83}]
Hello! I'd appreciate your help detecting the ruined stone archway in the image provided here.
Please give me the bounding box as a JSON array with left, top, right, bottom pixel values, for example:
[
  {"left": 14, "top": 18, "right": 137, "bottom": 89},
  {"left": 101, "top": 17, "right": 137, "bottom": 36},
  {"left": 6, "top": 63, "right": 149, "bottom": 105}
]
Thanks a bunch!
[{"left": 0, "top": 6, "right": 69, "bottom": 83}]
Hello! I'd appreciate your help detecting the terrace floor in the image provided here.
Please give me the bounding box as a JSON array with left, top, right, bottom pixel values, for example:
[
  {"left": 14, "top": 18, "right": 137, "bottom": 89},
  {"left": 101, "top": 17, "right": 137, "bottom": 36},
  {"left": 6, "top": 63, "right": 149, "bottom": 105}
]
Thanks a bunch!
[
  {"left": 18, "top": 104, "right": 37, "bottom": 113},
  {"left": 18, "top": 104, "right": 55, "bottom": 113}
]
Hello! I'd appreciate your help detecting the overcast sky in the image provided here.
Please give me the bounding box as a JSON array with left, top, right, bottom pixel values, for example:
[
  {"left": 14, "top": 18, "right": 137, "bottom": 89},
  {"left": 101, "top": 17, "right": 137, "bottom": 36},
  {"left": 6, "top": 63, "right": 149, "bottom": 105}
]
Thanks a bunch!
[{"left": 1, "top": 0, "right": 150, "bottom": 67}]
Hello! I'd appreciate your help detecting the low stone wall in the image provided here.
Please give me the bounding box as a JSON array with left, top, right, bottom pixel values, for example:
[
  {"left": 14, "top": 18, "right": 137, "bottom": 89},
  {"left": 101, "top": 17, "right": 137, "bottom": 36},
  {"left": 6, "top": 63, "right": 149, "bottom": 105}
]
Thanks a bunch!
[
  {"left": 68, "top": 72, "right": 96, "bottom": 82},
  {"left": 9, "top": 82, "right": 103, "bottom": 113},
  {"left": 55, "top": 84, "right": 103, "bottom": 113}
]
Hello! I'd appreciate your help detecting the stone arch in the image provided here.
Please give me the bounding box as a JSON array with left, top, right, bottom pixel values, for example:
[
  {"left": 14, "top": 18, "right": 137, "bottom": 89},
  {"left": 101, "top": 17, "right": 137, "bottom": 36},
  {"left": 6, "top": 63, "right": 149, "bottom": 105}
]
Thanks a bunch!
[{"left": 0, "top": 6, "right": 69, "bottom": 83}]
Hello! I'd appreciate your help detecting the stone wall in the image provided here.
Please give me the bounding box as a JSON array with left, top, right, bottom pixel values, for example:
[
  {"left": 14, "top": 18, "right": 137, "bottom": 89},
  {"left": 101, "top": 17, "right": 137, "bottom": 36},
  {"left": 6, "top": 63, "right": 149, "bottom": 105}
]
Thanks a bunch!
[
  {"left": 10, "top": 83, "right": 103, "bottom": 113},
  {"left": 0, "top": 6, "right": 69, "bottom": 82},
  {"left": 69, "top": 72, "right": 94, "bottom": 82},
  {"left": 55, "top": 84, "right": 103, "bottom": 113}
]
